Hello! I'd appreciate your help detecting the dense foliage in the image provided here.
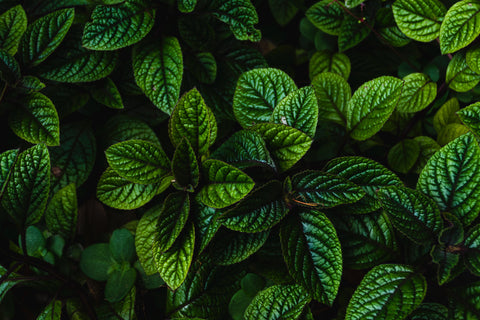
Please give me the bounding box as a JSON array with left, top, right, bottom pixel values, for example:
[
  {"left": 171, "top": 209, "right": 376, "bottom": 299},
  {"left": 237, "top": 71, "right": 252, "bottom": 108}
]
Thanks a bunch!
[{"left": 1, "top": 0, "right": 480, "bottom": 319}]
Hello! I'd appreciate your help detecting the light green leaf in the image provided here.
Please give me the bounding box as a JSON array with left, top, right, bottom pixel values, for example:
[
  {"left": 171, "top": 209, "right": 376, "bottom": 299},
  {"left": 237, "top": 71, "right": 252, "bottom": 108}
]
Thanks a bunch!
[
  {"left": 440, "top": 0, "right": 480, "bottom": 54},
  {"left": 387, "top": 139, "right": 420, "bottom": 174},
  {"left": 45, "top": 183, "right": 77, "bottom": 239},
  {"left": 397, "top": 73, "right": 437, "bottom": 113},
  {"left": 105, "top": 265, "right": 136, "bottom": 303},
  {"left": 104, "top": 115, "right": 159, "bottom": 146},
  {"left": 9, "top": 92, "right": 60, "bottom": 146},
  {"left": 155, "top": 192, "right": 189, "bottom": 254},
  {"left": 268, "top": 0, "right": 299, "bottom": 26},
  {"left": 198, "top": 159, "right": 254, "bottom": 209},
  {"left": 135, "top": 203, "right": 162, "bottom": 275},
  {"left": 338, "top": 14, "right": 372, "bottom": 52},
  {"left": 106, "top": 139, "right": 170, "bottom": 184},
  {"left": 0, "top": 49, "right": 20, "bottom": 85},
  {"left": 110, "top": 228, "right": 135, "bottom": 263},
  {"left": 133, "top": 37, "right": 183, "bottom": 114},
  {"left": 345, "top": 264, "right": 426, "bottom": 320},
  {"left": 311, "top": 72, "right": 351, "bottom": 126},
  {"left": 433, "top": 97, "right": 461, "bottom": 133},
  {"left": 244, "top": 284, "right": 311, "bottom": 320},
  {"left": 82, "top": 0, "right": 155, "bottom": 50},
  {"left": 437, "top": 123, "right": 470, "bottom": 146},
  {"left": 253, "top": 123, "right": 312, "bottom": 172},
  {"left": 178, "top": 0, "right": 196, "bottom": 12},
  {"left": 345, "top": 0, "right": 363, "bottom": 8},
  {"left": 466, "top": 47, "right": 480, "bottom": 74},
  {"left": 417, "top": 132, "right": 480, "bottom": 225},
  {"left": 172, "top": 139, "right": 199, "bottom": 190},
  {"left": 20, "top": 8, "right": 74, "bottom": 66},
  {"left": 80, "top": 243, "right": 114, "bottom": 281},
  {"left": 0, "top": 149, "right": 18, "bottom": 200},
  {"left": 446, "top": 51, "right": 480, "bottom": 92},
  {"left": 233, "top": 68, "right": 297, "bottom": 128},
  {"left": 219, "top": 180, "right": 288, "bottom": 233},
  {"left": 309, "top": 50, "right": 351, "bottom": 80},
  {"left": 0, "top": 5, "right": 27, "bottom": 55},
  {"left": 2, "top": 144, "right": 50, "bottom": 226},
  {"left": 376, "top": 7, "right": 411, "bottom": 47},
  {"left": 392, "top": 0, "right": 446, "bottom": 42},
  {"left": 464, "top": 224, "right": 480, "bottom": 275},
  {"left": 458, "top": 101, "right": 480, "bottom": 136},
  {"left": 90, "top": 78, "right": 123, "bottom": 109},
  {"left": 347, "top": 76, "right": 404, "bottom": 141},
  {"left": 36, "top": 300, "right": 62, "bottom": 320},
  {"left": 280, "top": 210, "right": 342, "bottom": 305},
  {"left": 271, "top": 86, "right": 318, "bottom": 138},
  {"left": 306, "top": 0, "right": 344, "bottom": 36},
  {"left": 186, "top": 52, "right": 216, "bottom": 85}
]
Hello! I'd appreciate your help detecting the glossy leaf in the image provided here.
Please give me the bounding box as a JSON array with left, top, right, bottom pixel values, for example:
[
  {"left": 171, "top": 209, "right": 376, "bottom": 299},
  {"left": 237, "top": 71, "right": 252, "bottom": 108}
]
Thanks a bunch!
[
  {"left": 338, "top": 14, "right": 372, "bottom": 52},
  {"left": 104, "top": 115, "right": 159, "bottom": 146},
  {"left": 309, "top": 50, "right": 351, "bottom": 80},
  {"left": 387, "top": 139, "right": 420, "bottom": 174},
  {"left": 45, "top": 183, "right": 77, "bottom": 239},
  {"left": 37, "top": 300, "right": 62, "bottom": 320},
  {"left": 156, "top": 192, "right": 189, "bottom": 254},
  {"left": 192, "top": 199, "right": 220, "bottom": 253},
  {"left": 458, "top": 101, "right": 480, "bottom": 136},
  {"left": 135, "top": 203, "right": 162, "bottom": 275},
  {"left": 0, "top": 5, "right": 27, "bottom": 55},
  {"left": 396, "top": 73, "right": 437, "bottom": 113},
  {"left": 0, "top": 50, "right": 20, "bottom": 84},
  {"left": 464, "top": 224, "right": 480, "bottom": 275},
  {"left": 446, "top": 52, "right": 480, "bottom": 92},
  {"left": 306, "top": 0, "right": 344, "bottom": 36}
]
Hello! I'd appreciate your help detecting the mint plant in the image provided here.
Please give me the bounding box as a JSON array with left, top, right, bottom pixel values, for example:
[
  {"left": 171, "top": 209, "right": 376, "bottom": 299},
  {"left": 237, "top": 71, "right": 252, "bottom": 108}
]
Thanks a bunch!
[{"left": 1, "top": 0, "right": 480, "bottom": 319}]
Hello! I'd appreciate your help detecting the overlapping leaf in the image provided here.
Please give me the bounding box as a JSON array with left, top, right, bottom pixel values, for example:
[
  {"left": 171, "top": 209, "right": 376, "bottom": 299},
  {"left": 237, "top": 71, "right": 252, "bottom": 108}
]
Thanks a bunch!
[
  {"left": 104, "top": 115, "right": 159, "bottom": 146},
  {"left": 466, "top": 47, "right": 480, "bottom": 74},
  {"left": 268, "top": 0, "right": 299, "bottom": 26},
  {"left": 178, "top": 0, "right": 196, "bottom": 12},
  {"left": 375, "top": 7, "right": 411, "bottom": 47},
  {"left": 155, "top": 192, "right": 189, "bottom": 254},
  {"left": 172, "top": 139, "right": 199, "bottom": 190},
  {"left": 0, "top": 5, "right": 27, "bottom": 55},
  {"left": 458, "top": 102, "right": 480, "bottom": 136},
  {"left": 311, "top": 72, "right": 350, "bottom": 126},
  {"left": 45, "top": 183, "right": 77, "bottom": 239},
  {"left": 387, "top": 139, "right": 420, "bottom": 174},
  {"left": 397, "top": 73, "right": 437, "bottom": 113},
  {"left": 433, "top": 97, "right": 461, "bottom": 133},
  {"left": 0, "top": 49, "right": 20, "bottom": 85},
  {"left": 135, "top": 203, "right": 162, "bottom": 275},
  {"left": 192, "top": 199, "right": 220, "bottom": 253},
  {"left": 464, "top": 224, "right": 480, "bottom": 275},
  {"left": 446, "top": 52, "right": 480, "bottom": 92},
  {"left": 309, "top": 50, "right": 351, "bottom": 80},
  {"left": 306, "top": 0, "right": 344, "bottom": 35}
]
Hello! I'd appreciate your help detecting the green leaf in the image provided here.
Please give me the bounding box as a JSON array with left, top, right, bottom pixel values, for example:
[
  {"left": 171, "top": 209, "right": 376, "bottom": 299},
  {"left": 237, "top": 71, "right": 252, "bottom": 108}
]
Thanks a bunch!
[
  {"left": 413, "top": 136, "right": 441, "bottom": 173},
  {"left": 210, "top": 130, "right": 276, "bottom": 170},
  {"left": 375, "top": 7, "right": 411, "bottom": 47},
  {"left": 244, "top": 284, "right": 311, "bottom": 320},
  {"left": 466, "top": 47, "right": 480, "bottom": 74},
  {"left": 45, "top": 183, "right": 77, "bottom": 239},
  {"left": 133, "top": 37, "right": 183, "bottom": 114},
  {"left": 458, "top": 101, "right": 480, "bottom": 136},
  {"left": 208, "top": 0, "right": 261, "bottom": 42},
  {"left": 104, "top": 115, "right": 159, "bottom": 146},
  {"left": 0, "top": 265, "right": 26, "bottom": 302},
  {"left": 387, "top": 139, "right": 421, "bottom": 174},
  {"left": 105, "top": 265, "right": 137, "bottom": 303},
  {"left": 2, "top": 144, "right": 50, "bottom": 226},
  {"left": 271, "top": 86, "right": 318, "bottom": 138},
  {"left": 97, "top": 167, "right": 161, "bottom": 210},
  {"left": 229, "top": 289, "right": 254, "bottom": 320},
  {"left": 417, "top": 132, "right": 480, "bottom": 225},
  {"left": 219, "top": 180, "right": 288, "bottom": 233},
  {"left": 431, "top": 244, "right": 460, "bottom": 285},
  {"left": 280, "top": 210, "right": 342, "bottom": 305},
  {"left": 0, "top": 149, "right": 18, "bottom": 200},
  {"left": 9, "top": 92, "right": 60, "bottom": 146},
  {"left": 437, "top": 123, "right": 470, "bottom": 146},
  {"left": 311, "top": 72, "right": 351, "bottom": 126},
  {"left": 345, "top": 264, "right": 427, "bottom": 320},
  {"left": 0, "top": 49, "right": 20, "bottom": 85},
  {"left": 178, "top": 0, "right": 196, "bottom": 12},
  {"left": 446, "top": 52, "right": 480, "bottom": 92},
  {"left": 290, "top": 170, "right": 365, "bottom": 208},
  {"left": 25, "top": 225, "right": 46, "bottom": 257},
  {"left": 464, "top": 224, "right": 480, "bottom": 275},
  {"left": 169, "top": 88, "right": 216, "bottom": 156},
  {"left": 172, "top": 139, "right": 199, "bottom": 190},
  {"left": 433, "top": 97, "right": 461, "bottom": 133},
  {"left": 82, "top": 0, "right": 155, "bottom": 50},
  {"left": 20, "top": 8, "right": 74, "bottom": 66},
  {"left": 338, "top": 14, "right": 372, "bottom": 52},
  {"left": 90, "top": 78, "right": 123, "bottom": 109},
  {"left": 268, "top": 0, "right": 299, "bottom": 26},
  {"left": 378, "top": 186, "right": 443, "bottom": 244},
  {"left": 440, "top": 0, "right": 480, "bottom": 54},
  {"left": 306, "top": 0, "right": 344, "bottom": 36},
  {"left": 156, "top": 192, "right": 189, "bottom": 254},
  {"left": 233, "top": 68, "right": 297, "bottom": 128},
  {"left": 347, "top": 76, "right": 404, "bottom": 141},
  {"left": 0, "top": 5, "right": 27, "bottom": 55},
  {"left": 18, "top": 76, "right": 45, "bottom": 93},
  {"left": 135, "top": 203, "right": 161, "bottom": 275},
  {"left": 186, "top": 52, "right": 217, "bottom": 84},
  {"left": 192, "top": 199, "right": 220, "bottom": 253},
  {"left": 253, "top": 123, "right": 312, "bottom": 172},
  {"left": 309, "top": 50, "right": 351, "bottom": 80},
  {"left": 80, "top": 243, "right": 114, "bottom": 281},
  {"left": 410, "top": 303, "right": 448, "bottom": 320},
  {"left": 36, "top": 300, "right": 62, "bottom": 320},
  {"left": 392, "top": 0, "right": 446, "bottom": 42},
  {"left": 198, "top": 159, "right": 254, "bottom": 209},
  {"left": 155, "top": 223, "right": 195, "bottom": 290},
  {"left": 396, "top": 73, "right": 437, "bottom": 113},
  {"left": 106, "top": 139, "right": 170, "bottom": 184},
  {"left": 447, "top": 282, "right": 480, "bottom": 319},
  {"left": 110, "top": 228, "right": 135, "bottom": 263}
]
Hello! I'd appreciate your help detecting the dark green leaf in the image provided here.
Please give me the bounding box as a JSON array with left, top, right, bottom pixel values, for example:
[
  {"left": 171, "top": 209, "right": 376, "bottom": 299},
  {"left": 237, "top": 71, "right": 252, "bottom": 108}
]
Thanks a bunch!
[
  {"left": 186, "top": 52, "right": 217, "bottom": 84},
  {"left": 433, "top": 97, "right": 461, "bottom": 133},
  {"left": 338, "top": 14, "right": 372, "bottom": 52},
  {"left": 45, "top": 183, "right": 77, "bottom": 239},
  {"left": 375, "top": 7, "right": 411, "bottom": 47},
  {"left": 396, "top": 73, "right": 437, "bottom": 113},
  {"left": 135, "top": 203, "right": 161, "bottom": 275},
  {"left": 105, "top": 265, "right": 137, "bottom": 303},
  {"left": 192, "top": 199, "right": 219, "bottom": 253},
  {"left": 0, "top": 49, "right": 20, "bottom": 84},
  {"left": 172, "top": 139, "right": 199, "bottom": 190},
  {"left": 110, "top": 228, "right": 135, "bottom": 263},
  {"left": 156, "top": 192, "right": 189, "bottom": 254},
  {"left": 90, "top": 78, "right": 123, "bottom": 109},
  {"left": 410, "top": 303, "right": 448, "bottom": 320},
  {"left": 104, "top": 115, "right": 159, "bottom": 146},
  {"left": 178, "top": 0, "right": 196, "bottom": 12},
  {"left": 458, "top": 101, "right": 480, "bottom": 136},
  {"left": 268, "top": 0, "right": 299, "bottom": 26},
  {"left": 0, "top": 149, "right": 18, "bottom": 200},
  {"left": 464, "top": 224, "right": 480, "bottom": 276},
  {"left": 446, "top": 51, "right": 480, "bottom": 92},
  {"left": 306, "top": 0, "right": 344, "bottom": 36},
  {"left": 37, "top": 300, "right": 62, "bottom": 320},
  {"left": 80, "top": 243, "right": 114, "bottom": 281},
  {"left": 387, "top": 139, "right": 420, "bottom": 174},
  {"left": 0, "top": 5, "right": 27, "bottom": 55}
]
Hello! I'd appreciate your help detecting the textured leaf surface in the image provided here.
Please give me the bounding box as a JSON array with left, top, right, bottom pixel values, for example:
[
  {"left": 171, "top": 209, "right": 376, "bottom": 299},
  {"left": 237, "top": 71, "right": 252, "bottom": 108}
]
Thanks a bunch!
[
  {"left": 309, "top": 50, "right": 351, "bottom": 80},
  {"left": 417, "top": 133, "right": 480, "bottom": 225},
  {"left": 133, "top": 37, "right": 183, "bottom": 114},
  {"left": 9, "top": 92, "right": 60, "bottom": 146},
  {"left": 347, "top": 76, "right": 404, "bottom": 141},
  {"left": 387, "top": 139, "right": 420, "bottom": 174},
  {"left": 91, "top": 78, "right": 123, "bottom": 109},
  {"left": 458, "top": 102, "right": 480, "bottom": 136},
  {"left": 0, "top": 48, "right": 20, "bottom": 85},
  {"left": 80, "top": 243, "right": 113, "bottom": 281},
  {"left": 376, "top": 7, "right": 411, "bottom": 47},
  {"left": 345, "top": 264, "right": 426, "bottom": 320},
  {"left": 0, "top": 5, "right": 27, "bottom": 55},
  {"left": 338, "top": 14, "right": 371, "bottom": 52},
  {"left": 433, "top": 98, "right": 461, "bottom": 133},
  {"left": 437, "top": 123, "right": 469, "bottom": 146},
  {"left": 414, "top": 136, "right": 441, "bottom": 173},
  {"left": 20, "top": 8, "right": 74, "bottom": 66},
  {"left": 280, "top": 210, "right": 342, "bottom": 304},
  {"left": 156, "top": 192, "right": 189, "bottom": 254},
  {"left": 233, "top": 68, "right": 296, "bottom": 128},
  {"left": 45, "top": 183, "right": 77, "bottom": 239},
  {"left": 198, "top": 159, "right": 254, "bottom": 209},
  {"left": 104, "top": 115, "right": 159, "bottom": 146},
  {"left": 82, "top": 0, "right": 155, "bottom": 50},
  {"left": 37, "top": 300, "right": 62, "bottom": 320},
  {"left": 0, "top": 149, "right": 18, "bottom": 200},
  {"left": 178, "top": 0, "right": 196, "bottom": 12},
  {"left": 446, "top": 52, "right": 480, "bottom": 92},
  {"left": 466, "top": 47, "right": 480, "bottom": 74},
  {"left": 410, "top": 303, "right": 448, "bottom": 320},
  {"left": 311, "top": 72, "right": 350, "bottom": 126},
  {"left": 135, "top": 203, "right": 162, "bottom": 275},
  {"left": 392, "top": 0, "right": 446, "bottom": 42},
  {"left": 244, "top": 284, "right": 311, "bottom": 320},
  {"left": 306, "top": 0, "right": 344, "bottom": 35},
  {"left": 397, "top": 73, "right": 437, "bottom": 113},
  {"left": 192, "top": 199, "right": 220, "bottom": 253},
  {"left": 464, "top": 224, "right": 480, "bottom": 275},
  {"left": 448, "top": 282, "right": 480, "bottom": 319},
  {"left": 106, "top": 139, "right": 170, "bottom": 184},
  {"left": 172, "top": 139, "right": 199, "bottom": 190}
]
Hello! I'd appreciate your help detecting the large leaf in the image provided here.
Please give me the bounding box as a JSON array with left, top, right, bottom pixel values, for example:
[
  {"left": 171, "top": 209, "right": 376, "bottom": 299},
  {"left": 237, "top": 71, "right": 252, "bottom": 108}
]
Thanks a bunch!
[
  {"left": 280, "top": 210, "right": 342, "bottom": 305},
  {"left": 9, "top": 92, "right": 60, "bottom": 146},
  {"left": 244, "top": 284, "right": 311, "bottom": 320},
  {"left": 20, "top": 8, "right": 74, "bottom": 66},
  {"left": 0, "top": 5, "right": 27, "bottom": 55},
  {"left": 433, "top": 97, "right": 461, "bottom": 133},
  {"left": 80, "top": 243, "right": 113, "bottom": 281},
  {"left": 345, "top": 264, "right": 427, "bottom": 320},
  {"left": 309, "top": 50, "right": 351, "bottom": 80},
  {"left": 133, "top": 37, "right": 183, "bottom": 114},
  {"left": 396, "top": 73, "right": 437, "bottom": 113},
  {"left": 106, "top": 139, "right": 170, "bottom": 184},
  {"left": 82, "top": 0, "right": 155, "bottom": 50},
  {"left": 2, "top": 144, "right": 50, "bottom": 226},
  {"left": 135, "top": 203, "right": 162, "bottom": 275},
  {"left": 458, "top": 101, "right": 480, "bottom": 136},
  {"left": 440, "top": 0, "right": 480, "bottom": 54},
  {"left": 45, "top": 183, "right": 77, "bottom": 239},
  {"left": 233, "top": 68, "right": 296, "bottom": 128},
  {"left": 347, "top": 76, "right": 404, "bottom": 141},
  {"left": 219, "top": 180, "right": 288, "bottom": 233},
  {"left": 466, "top": 47, "right": 480, "bottom": 74},
  {"left": 417, "top": 133, "right": 480, "bottom": 225},
  {"left": 446, "top": 51, "right": 480, "bottom": 92},
  {"left": 155, "top": 192, "right": 189, "bottom": 254},
  {"left": 306, "top": 0, "right": 344, "bottom": 36},
  {"left": 392, "top": 0, "right": 446, "bottom": 42},
  {"left": 198, "top": 159, "right": 254, "bottom": 209}
]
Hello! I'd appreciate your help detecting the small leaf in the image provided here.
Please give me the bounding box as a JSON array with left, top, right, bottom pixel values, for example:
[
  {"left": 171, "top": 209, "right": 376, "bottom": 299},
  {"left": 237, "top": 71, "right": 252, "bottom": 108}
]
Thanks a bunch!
[
  {"left": 433, "top": 97, "right": 461, "bottom": 133},
  {"left": 345, "top": 264, "right": 427, "bottom": 320},
  {"left": 410, "top": 303, "right": 448, "bottom": 320},
  {"left": 192, "top": 200, "right": 220, "bottom": 253},
  {"left": 464, "top": 224, "right": 480, "bottom": 275},
  {"left": 375, "top": 7, "right": 411, "bottom": 47},
  {"left": 135, "top": 203, "right": 162, "bottom": 275},
  {"left": 110, "top": 228, "right": 135, "bottom": 263},
  {"left": 105, "top": 265, "right": 137, "bottom": 303},
  {"left": 45, "top": 183, "right": 77, "bottom": 239},
  {"left": 82, "top": 0, "right": 155, "bottom": 50},
  {"left": 178, "top": 0, "right": 196, "bottom": 12},
  {"left": 0, "top": 5, "right": 27, "bottom": 55},
  {"left": 0, "top": 50, "right": 20, "bottom": 85},
  {"left": 396, "top": 73, "right": 437, "bottom": 113},
  {"left": 172, "top": 139, "right": 199, "bottom": 190},
  {"left": 18, "top": 76, "right": 45, "bottom": 92},
  {"left": 306, "top": 0, "right": 344, "bottom": 36},
  {"left": 431, "top": 244, "right": 460, "bottom": 285},
  {"left": 268, "top": 0, "right": 299, "bottom": 26},
  {"left": 156, "top": 192, "right": 189, "bottom": 254},
  {"left": 37, "top": 300, "right": 62, "bottom": 320},
  {"left": 458, "top": 101, "right": 480, "bottom": 136},
  {"left": 387, "top": 139, "right": 421, "bottom": 174},
  {"left": 80, "top": 243, "right": 114, "bottom": 281},
  {"left": 0, "top": 149, "right": 18, "bottom": 200},
  {"left": 90, "top": 78, "right": 123, "bottom": 109},
  {"left": 309, "top": 50, "right": 351, "bottom": 80},
  {"left": 186, "top": 52, "right": 217, "bottom": 84},
  {"left": 338, "top": 14, "right": 372, "bottom": 52},
  {"left": 446, "top": 52, "right": 480, "bottom": 92},
  {"left": 413, "top": 136, "right": 441, "bottom": 173}
]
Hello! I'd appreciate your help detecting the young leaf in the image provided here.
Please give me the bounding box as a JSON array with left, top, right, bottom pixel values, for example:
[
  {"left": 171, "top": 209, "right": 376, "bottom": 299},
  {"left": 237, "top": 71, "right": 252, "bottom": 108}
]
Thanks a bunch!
[
  {"left": 0, "top": 50, "right": 20, "bottom": 85},
  {"left": 79, "top": 243, "right": 114, "bottom": 281},
  {"left": 45, "top": 183, "right": 77, "bottom": 239},
  {"left": 20, "top": 8, "right": 74, "bottom": 66},
  {"left": 37, "top": 300, "right": 62, "bottom": 320},
  {"left": 0, "top": 5, "right": 27, "bottom": 55},
  {"left": 233, "top": 68, "right": 297, "bottom": 128},
  {"left": 306, "top": 0, "right": 344, "bottom": 36},
  {"left": 280, "top": 210, "right": 342, "bottom": 305},
  {"left": 417, "top": 133, "right": 480, "bottom": 225},
  {"left": 133, "top": 37, "right": 183, "bottom": 114},
  {"left": 268, "top": 0, "right": 299, "bottom": 26},
  {"left": 110, "top": 228, "right": 135, "bottom": 263},
  {"left": 309, "top": 50, "right": 351, "bottom": 80},
  {"left": 105, "top": 265, "right": 137, "bottom": 303},
  {"left": 192, "top": 200, "right": 220, "bottom": 253},
  {"left": 82, "top": 0, "right": 155, "bottom": 50},
  {"left": 178, "top": 0, "right": 196, "bottom": 12},
  {"left": 90, "top": 78, "right": 123, "bottom": 109},
  {"left": 345, "top": 264, "right": 427, "bottom": 320},
  {"left": 156, "top": 192, "right": 189, "bottom": 254},
  {"left": 458, "top": 101, "right": 480, "bottom": 136},
  {"left": 172, "top": 139, "right": 199, "bottom": 190},
  {"left": 135, "top": 203, "right": 162, "bottom": 275},
  {"left": 396, "top": 73, "right": 437, "bottom": 113},
  {"left": 198, "top": 159, "right": 254, "bottom": 209},
  {"left": 446, "top": 52, "right": 480, "bottom": 92},
  {"left": 106, "top": 139, "right": 171, "bottom": 184},
  {"left": 464, "top": 224, "right": 480, "bottom": 275},
  {"left": 347, "top": 76, "right": 404, "bottom": 141},
  {"left": 387, "top": 139, "right": 421, "bottom": 174}
]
